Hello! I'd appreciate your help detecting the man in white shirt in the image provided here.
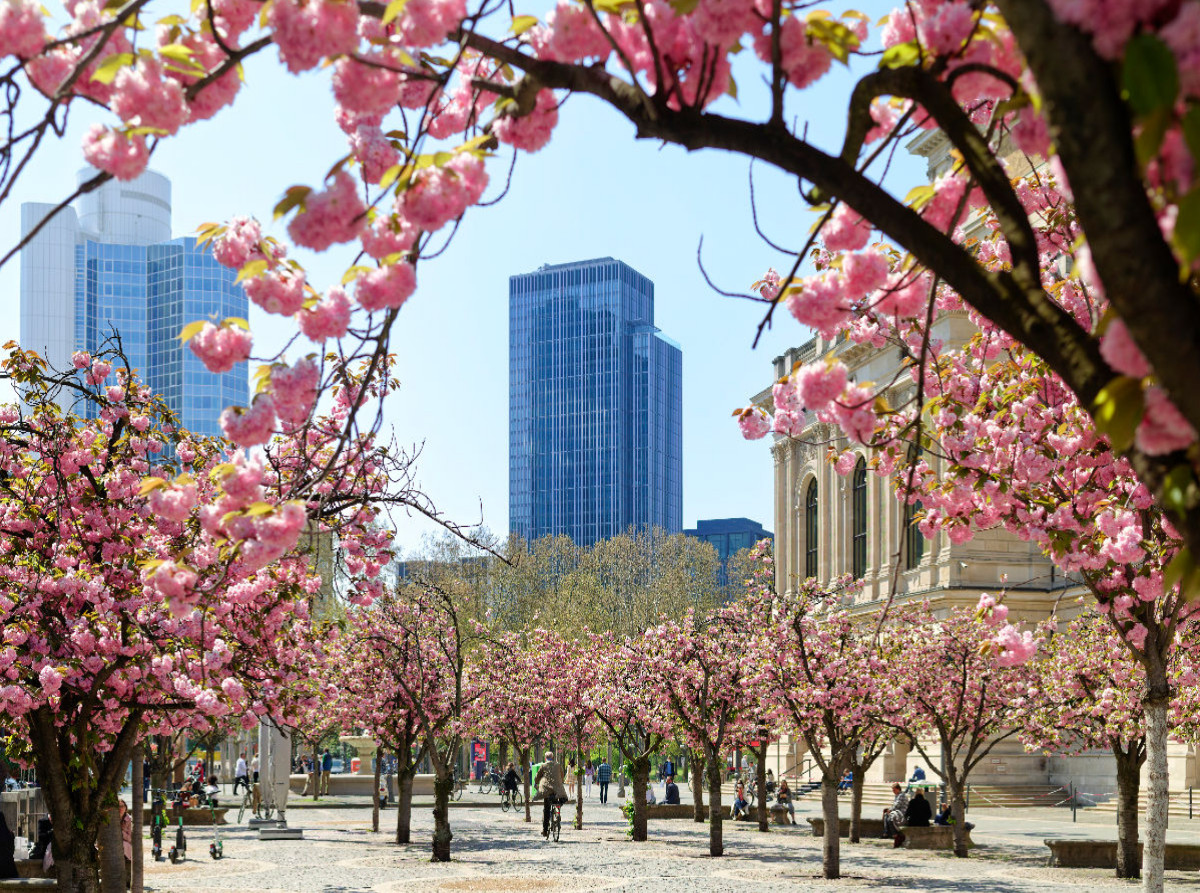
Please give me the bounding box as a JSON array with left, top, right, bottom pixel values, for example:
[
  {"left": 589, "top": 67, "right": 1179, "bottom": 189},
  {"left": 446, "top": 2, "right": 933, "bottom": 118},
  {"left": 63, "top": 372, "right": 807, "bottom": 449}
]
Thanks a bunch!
[
  {"left": 233, "top": 754, "right": 250, "bottom": 795},
  {"left": 251, "top": 754, "right": 260, "bottom": 784}
]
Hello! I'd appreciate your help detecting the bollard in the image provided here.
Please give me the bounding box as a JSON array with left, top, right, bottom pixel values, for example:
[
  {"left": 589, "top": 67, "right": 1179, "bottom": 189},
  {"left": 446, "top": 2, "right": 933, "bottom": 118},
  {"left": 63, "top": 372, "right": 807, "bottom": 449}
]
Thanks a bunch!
[{"left": 1071, "top": 782, "right": 1076, "bottom": 822}]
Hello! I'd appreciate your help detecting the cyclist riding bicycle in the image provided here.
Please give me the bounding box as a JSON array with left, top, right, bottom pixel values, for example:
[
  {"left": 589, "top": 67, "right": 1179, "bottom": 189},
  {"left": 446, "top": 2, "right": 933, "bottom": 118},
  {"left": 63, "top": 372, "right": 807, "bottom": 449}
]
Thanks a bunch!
[
  {"left": 533, "top": 751, "right": 568, "bottom": 838},
  {"left": 502, "top": 763, "right": 521, "bottom": 800}
]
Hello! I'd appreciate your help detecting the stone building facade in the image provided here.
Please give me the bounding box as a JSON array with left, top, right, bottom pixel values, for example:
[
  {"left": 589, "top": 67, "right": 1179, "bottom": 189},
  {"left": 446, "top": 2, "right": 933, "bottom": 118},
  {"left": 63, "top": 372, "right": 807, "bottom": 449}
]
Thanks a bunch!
[{"left": 760, "top": 327, "right": 1198, "bottom": 797}]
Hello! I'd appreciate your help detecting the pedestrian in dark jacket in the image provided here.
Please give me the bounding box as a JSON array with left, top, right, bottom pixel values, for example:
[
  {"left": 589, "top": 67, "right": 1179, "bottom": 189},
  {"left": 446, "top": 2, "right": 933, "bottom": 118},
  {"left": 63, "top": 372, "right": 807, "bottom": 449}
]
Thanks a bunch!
[
  {"left": 905, "top": 790, "right": 932, "bottom": 827},
  {"left": 0, "top": 813, "right": 18, "bottom": 879},
  {"left": 597, "top": 760, "right": 612, "bottom": 804}
]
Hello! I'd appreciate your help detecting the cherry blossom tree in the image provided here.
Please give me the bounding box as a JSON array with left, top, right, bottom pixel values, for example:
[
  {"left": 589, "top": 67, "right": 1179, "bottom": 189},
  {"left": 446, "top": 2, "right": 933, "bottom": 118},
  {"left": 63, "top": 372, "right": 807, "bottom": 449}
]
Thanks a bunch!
[
  {"left": 743, "top": 543, "right": 889, "bottom": 878},
  {"left": 469, "top": 627, "right": 560, "bottom": 823},
  {"left": 350, "top": 581, "right": 476, "bottom": 861},
  {"left": 1023, "top": 614, "right": 1148, "bottom": 878},
  {"left": 587, "top": 634, "right": 673, "bottom": 843},
  {"left": 877, "top": 601, "right": 1038, "bottom": 859},
  {"left": 543, "top": 634, "right": 600, "bottom": 831},
  {"left": 646, "top": 605, "right": 757, "bottom": 856}
]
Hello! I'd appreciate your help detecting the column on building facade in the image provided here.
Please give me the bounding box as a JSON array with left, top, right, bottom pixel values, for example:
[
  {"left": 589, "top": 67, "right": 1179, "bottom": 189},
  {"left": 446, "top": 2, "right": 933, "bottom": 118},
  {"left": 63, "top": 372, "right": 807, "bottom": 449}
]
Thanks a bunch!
[
  {"left": 774, "top": 444, "right": 790, "bottom": 594},
  {"left": 786, "top": 442, "right": 800, "bottom": 594},
  {"left": 820, "top": 438, "right": 835, "bottom": 585}
]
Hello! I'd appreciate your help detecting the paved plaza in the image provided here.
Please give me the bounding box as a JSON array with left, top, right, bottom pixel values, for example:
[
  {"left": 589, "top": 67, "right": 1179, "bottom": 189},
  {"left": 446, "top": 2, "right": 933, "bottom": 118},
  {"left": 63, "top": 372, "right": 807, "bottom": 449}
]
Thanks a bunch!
[{"left": 137, "top": 791, "right": 1200, "bottom": 893}]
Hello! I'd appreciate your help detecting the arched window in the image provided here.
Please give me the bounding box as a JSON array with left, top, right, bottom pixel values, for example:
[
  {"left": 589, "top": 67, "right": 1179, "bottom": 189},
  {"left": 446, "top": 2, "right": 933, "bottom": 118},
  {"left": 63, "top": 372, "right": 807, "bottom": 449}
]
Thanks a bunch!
[
  {"left": 852, "top": 458, "right": 867, "bottom": 579},
  {"left": 804, "top": 479, "right": 819, "bottom": 579},
  {"left": 905, "top": 499, "right": 925, "bottom": 569}
]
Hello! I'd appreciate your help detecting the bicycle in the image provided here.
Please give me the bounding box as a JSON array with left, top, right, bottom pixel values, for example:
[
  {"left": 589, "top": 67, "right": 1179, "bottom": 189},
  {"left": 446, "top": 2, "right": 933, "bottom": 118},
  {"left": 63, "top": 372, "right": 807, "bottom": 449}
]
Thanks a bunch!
[
  {"left": 238, "top": 784, "right": 275, "bottom": 823},
  {"left": 500, "top": 786, "right": 523, "bottom": 813},
  {"left": 452, "top": 770, "right": 466, "bottom": 801},
  {"left": 477, "top": 773, "right": 498, "bottom": 795},
  {"left": 547, "top": 796, "right": 565, "bottom": 842}
]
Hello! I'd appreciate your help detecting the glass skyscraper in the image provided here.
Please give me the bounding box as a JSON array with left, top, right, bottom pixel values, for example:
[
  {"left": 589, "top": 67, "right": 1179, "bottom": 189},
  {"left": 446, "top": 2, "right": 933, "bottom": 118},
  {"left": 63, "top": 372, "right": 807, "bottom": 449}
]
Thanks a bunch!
[
  {"left": 21, "top": 169, "right": 248, "bottom": 438},
  {"left": 509, "top": 257, "right": 683, "bottom": 547}
]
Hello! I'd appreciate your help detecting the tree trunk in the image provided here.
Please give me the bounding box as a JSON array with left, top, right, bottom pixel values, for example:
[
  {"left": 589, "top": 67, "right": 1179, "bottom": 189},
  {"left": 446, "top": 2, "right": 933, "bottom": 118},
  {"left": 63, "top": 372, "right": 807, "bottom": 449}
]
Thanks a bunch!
[
  {"left": 521, "top": 749, "right": 532, "bottom": 823},
  {"left": 1144, "top": 697, "right": 1169, "bottom": 893},
  {"left": 372, "top": 745, "right": 382, "bottom": 833},
  {"left": 131, "top": 746, "right": 143, "bottom": 893},
  {"left": 312, "top": 743, "right": 320, "bottom": 801},
  {"left": 631, "top": 756, "right": 649, "bottom": 842},
  {"left": 820, "top": 775, "right": 840, "bottom": 880},
  {"left": 396, "top": 767, "right": 415, "bottom": 845},
  {"left": 756, "top": 741, "right": 768, "bottom": 832},
  {"left": 705, "top": 747, "right": 723, "bottom": 857},
  {"left": 431, "top": 771, "right": 453, "bottom": 862},
  {"left": 691, "top": 748, "right": 706, "bottom": 823},
  {"left": 1113, "top": 743, "right": 1144, "bottom": 879},
  {"left": 98, "top": 804, "right": 125, "bottom": 893},
  {"left": 849, "top": 770, "right": 865, "bottom": 843},
  {"left": 574, "top": 763, "right": 584, "bottom": 830},
  {"left": 948, "top": 774, "right": 969, "bottom": 859}
]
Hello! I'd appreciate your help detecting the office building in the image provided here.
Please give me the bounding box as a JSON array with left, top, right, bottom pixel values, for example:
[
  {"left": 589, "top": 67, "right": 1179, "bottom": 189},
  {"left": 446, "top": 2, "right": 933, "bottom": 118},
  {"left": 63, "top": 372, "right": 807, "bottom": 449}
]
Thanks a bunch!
[
  {"left": 509, "top": 257, "right": 682, "bottom": 547},
  {"left": 684, "top": 517, "right": 773, "bottom": 585},
  {"left": 20, "top": 169, "right": 248, "bottom": 438}
]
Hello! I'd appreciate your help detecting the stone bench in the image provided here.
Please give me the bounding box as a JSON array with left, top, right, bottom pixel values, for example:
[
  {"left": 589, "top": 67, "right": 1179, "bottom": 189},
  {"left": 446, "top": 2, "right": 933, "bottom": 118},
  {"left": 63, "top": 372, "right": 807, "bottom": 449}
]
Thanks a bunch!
[
  {"left": 770, "top": 803, "right": 794, "bottom": 826},
  {"left": 808, "top": 818, "right": 971, "bottom": 849},
  {"left": 142, "top": 806, "right": 228, "bottom": 826},
  {"left": 14, "top": 860, "right": 46, "bottom": 879},
  {"left": 808, "top": 817, "right": 886, "bottom": 838},
  {"left": 0, "top": 880, "right": 58, "bottom": 892},
  {"left": 645, "top": 804, "right": 694, "bottom": 819},
  {"left": 1045, "top": 839, "right": 1200, "bottom": 870}
]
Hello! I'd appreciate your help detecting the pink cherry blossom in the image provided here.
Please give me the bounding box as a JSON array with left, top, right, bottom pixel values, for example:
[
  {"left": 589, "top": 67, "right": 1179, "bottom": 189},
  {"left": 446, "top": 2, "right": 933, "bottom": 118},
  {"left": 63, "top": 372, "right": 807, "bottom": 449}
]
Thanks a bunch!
[
  {"left": 81, "top": 125, "right": 149, "bottom": 181},
  {"left": 189, "top": 322, "right": 253, "bottom": 373},
  {"left": 355, "top": 262, "right": 417, "bottom": 312},
  {"left": 269, "top": 0, "right": 360, "bottom": 73},
  {"left": 1137, "top": 387, "right": 1197, "bottom": 456},
  {"left": 220, "top": 395, "right": 278, "bottom": 447},
  {"left": 288, "top": 171, "right": 365, "bottom": 251},
  {"left": 1100, "top": 318, "right": 1151, "bottom": 378},
  {"left": 0, "top": 0, "right": 47, "bottom": 58},
  {"left": 212, "top": 217, "right": 263, "bottom": 269},
  {"left": 296, "top": 286, "right": 352, "bottom": 341},
  {"left": 245, "top": 268, "right": 307, "bottom": 316},
  {"left": 737, "top": 406, "right": 771, "bottom": 440}
]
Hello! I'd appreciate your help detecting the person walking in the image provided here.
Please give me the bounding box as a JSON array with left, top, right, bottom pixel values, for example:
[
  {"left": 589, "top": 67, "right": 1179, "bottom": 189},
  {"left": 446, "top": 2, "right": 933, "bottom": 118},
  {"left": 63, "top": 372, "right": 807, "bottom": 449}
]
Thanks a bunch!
[
  {"left": 232, "top": 753, "right": 249, "bottom": 796},
  {"left": 320, "top": 750, "right": 333, "bottom": 796},
  {"left": 565, "top": 757, "right": 576, "bottom": 798},
  {"left": 251, "top": 753, "right": 260, "bottom": 785},
  {"left": 597, "top": 759, "right": 611, "bottom": 804},
  {"left": 584, "top": 761, "right": 594, "bottom": 798}
]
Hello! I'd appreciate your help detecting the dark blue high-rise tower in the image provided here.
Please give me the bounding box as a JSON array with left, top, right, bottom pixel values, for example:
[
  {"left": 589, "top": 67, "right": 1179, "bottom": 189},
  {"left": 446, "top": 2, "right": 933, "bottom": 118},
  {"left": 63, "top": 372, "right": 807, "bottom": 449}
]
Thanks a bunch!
[{"left": 509, "top": 258, "right": 682, "bottom": 547}]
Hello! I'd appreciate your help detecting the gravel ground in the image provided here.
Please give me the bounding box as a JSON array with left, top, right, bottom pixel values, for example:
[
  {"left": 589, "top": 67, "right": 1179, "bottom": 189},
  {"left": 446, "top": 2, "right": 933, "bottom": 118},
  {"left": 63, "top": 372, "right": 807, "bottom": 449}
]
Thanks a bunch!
[{"left": 138, "top": 794, "right": 1200, "bottom": 893}]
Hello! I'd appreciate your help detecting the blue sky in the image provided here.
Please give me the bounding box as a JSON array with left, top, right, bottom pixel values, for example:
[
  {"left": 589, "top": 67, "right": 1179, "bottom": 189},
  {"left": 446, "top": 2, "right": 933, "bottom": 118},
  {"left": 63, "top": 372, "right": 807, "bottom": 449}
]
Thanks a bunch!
[{"left": 0, "top": 1, "right": 922, "bottom": 554}]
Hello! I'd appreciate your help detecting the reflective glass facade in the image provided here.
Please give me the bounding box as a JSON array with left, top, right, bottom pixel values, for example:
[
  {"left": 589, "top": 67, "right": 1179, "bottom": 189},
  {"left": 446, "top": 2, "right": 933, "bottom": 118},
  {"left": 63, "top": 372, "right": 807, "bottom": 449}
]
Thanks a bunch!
[
  {"left": 509, "top": 257, "right": 682, "bottom": 547},
  {"left": 73, "top": 236, "right": 247, "bottom": 438},
  {"left": 683, "top": 517, "right": 773, "bottom": 585}
]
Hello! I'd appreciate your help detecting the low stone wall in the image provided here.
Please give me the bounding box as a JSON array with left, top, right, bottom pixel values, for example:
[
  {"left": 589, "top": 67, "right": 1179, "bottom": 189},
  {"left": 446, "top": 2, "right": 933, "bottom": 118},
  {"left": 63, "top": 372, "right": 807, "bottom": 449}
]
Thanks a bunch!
[
  {"left": 1045, "top": 839, "right": 1200, "bottom": 870},
  {"left": 807, "top": 818, "right": 972, "bottom": 849},
  {"left": 807, "top": 817, "right": 886, "bottom": 838},
  {"left": 289, "top": 773, "right": 423, "bottom": 797},
  {"left": 15, "top": 860, "right": 46, "bottom": 879},
  {"left": 644, "top": 804, "right": 695, "bottom": 819},
  {"left": 141, "top": 806, "right": 228, "bottom": 826}
]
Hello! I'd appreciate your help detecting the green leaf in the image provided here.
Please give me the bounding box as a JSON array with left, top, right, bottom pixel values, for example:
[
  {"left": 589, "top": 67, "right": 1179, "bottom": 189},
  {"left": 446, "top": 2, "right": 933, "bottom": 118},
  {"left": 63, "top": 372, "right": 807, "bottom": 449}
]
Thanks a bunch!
[
  {"left": 1163, "top": 464, "right": 1196, "bottom": 518},
  {"left": 235, "top": 259, "right": 269, "bottom": 284},
  {"left": 667, "top": 0, "right": 697, "bottom": 14},
  {"left": 1123, "top": 34, "right": 1178, "bottom": 116},
  {"left": 177, "top": 320, "right": 208, "bottom": 343},
  {"left": 726, "top": 74, "right": 738, "bottom": 100},
  {"left": 381, "top": 0, "right": 407, "bottom": 25},
  {"left": 158, "top": 43, "right": 195, "bottom": 62},
  {"left": 880, "top": 41, "right": 919, "bottom": 70},
  {"left": 245, "top": 502, "right": 275, "bottom": 517},
  {"left": 509, "top": 14, "right": 539, "bottom": 34},
  {"left": 1173, "top": 188, "right": 1200, "bottom": 270},
  {"left": 1183, "top": 104, "right": 1200, "bottom": 165},
  {"left": 137, "top": 477, "right": 169, "bottom": 496},
  {"left": 223, "top": 316, "right": 250, "bottom": 330},
  {"left": 1164, "top": 548, "right": 1200, "bottom": 602},
  {"left": 273, "top": 185, "right": 311, "bottom": 221},
  {"left": 90, "top": 53, "right": 136, "bottom": 85},
  {"left": 1134, "top": 106, "right": 1171, "bottom": 168},
  {"left": 1090, "top": 375, "right": 1145, "bottom": 453}
]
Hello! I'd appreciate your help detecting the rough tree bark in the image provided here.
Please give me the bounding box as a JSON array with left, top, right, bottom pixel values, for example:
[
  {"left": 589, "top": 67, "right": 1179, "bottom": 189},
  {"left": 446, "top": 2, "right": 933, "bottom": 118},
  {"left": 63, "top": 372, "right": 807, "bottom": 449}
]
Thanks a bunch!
[
  {"left": 1144, "top": 697, "right": 1169, "bottom": 893},
  {"left": 97, "top": 804, "right": 124, "bottom": 893},
  {"left": 520, "top": 748, "right": 532, "bottom": 823},
  {"left": 371, "top": 745, "right": 382, "bottom": 834},
  {"left": 820, "top": 774, "right": 840, "bottom": 880},
  {"left": 755, "top": 741, "right": 768, "bottom": 833},
  {"left": 431, "top": 772, "right": 453, "bottom": 862},
  {"left": 690, "top": 747, "right": 706, "bottom": 823},
  {"left": 630, "top": 756, "right": 650, "bottom": 843},
  {"left": 1113, "top": 742, "right": 1145, "bottom": 879},
  {"left": 131, "top": 746, "right": 143, "bottom": 893},
  {"left": 704, "top": 745, "right": 724, "bottom": 857},
  {"left": 947, "top": 770, "right": 969, "bottom": 859},
  {"left": 849, "top": 771, "right": 865, "bottom": 844}
]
